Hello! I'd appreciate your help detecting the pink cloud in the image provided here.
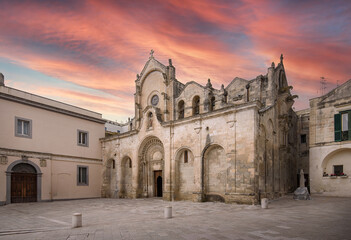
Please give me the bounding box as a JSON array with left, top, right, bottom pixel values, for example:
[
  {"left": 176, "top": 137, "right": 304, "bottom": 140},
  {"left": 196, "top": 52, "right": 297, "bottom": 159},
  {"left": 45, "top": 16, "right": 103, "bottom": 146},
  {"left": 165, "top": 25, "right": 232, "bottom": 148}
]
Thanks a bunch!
[{"left": 0, "top": 0, "right": 350, "bottom": 117}]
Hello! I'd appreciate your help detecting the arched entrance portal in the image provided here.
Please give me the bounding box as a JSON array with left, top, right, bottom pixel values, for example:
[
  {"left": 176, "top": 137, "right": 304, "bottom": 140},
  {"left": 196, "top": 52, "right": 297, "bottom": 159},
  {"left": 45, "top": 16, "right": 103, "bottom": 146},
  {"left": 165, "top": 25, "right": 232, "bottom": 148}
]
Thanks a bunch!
[
  {"left": 137, "top": 136, "right": 164, "bottom": 198},
  {"left": 6, "top": 160, "right": 42, "bottom": 204}
]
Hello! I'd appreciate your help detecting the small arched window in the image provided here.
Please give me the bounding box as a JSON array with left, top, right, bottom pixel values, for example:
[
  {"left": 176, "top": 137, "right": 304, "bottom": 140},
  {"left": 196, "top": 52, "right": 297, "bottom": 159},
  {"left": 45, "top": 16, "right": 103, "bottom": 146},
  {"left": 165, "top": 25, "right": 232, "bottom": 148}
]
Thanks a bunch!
[
  {"left": 192, "top": 96, "right": 200, "bottom": 116},
  {"left": 184, "top": 150, "right": 188, "bottom": 163},
  {"left": 148, "top": 112, "right": 153, "bottom": 128},
  {"left": 209, "top": 96, "right": 215, "bottom": 111},
  {"left": 112, "top": 160, "right": 115, "bottom": 169},
  {"left": 178, "top": 100, "right": 185, "bottom": 119},
  {"left": 128, "top": 158, "right": 132, "bottom": 168}
]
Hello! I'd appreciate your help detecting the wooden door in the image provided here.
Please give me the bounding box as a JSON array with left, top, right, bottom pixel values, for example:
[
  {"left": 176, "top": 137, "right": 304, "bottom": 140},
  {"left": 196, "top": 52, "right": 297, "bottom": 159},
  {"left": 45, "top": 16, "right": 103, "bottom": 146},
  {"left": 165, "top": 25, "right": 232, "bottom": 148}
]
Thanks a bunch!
[
  {"left": 11, "top": 173, "right": 37, "bottom": 203},
  {"left": 154, "top": 171, "right": 163, "bottom": 197}
]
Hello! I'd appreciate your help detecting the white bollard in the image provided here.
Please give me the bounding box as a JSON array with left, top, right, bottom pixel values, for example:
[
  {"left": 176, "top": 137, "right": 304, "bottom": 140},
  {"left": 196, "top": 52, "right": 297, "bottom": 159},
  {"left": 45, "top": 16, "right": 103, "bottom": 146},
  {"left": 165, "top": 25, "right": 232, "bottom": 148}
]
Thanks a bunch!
[
  {"left": 164, "top": 206, "right": 172, "bottom": 219},
  {"left": 261, "top": 198, "right": 268, "bottom": 209},
  {"left": 72, "top": 213, "right": 82, "bottom": 228}
]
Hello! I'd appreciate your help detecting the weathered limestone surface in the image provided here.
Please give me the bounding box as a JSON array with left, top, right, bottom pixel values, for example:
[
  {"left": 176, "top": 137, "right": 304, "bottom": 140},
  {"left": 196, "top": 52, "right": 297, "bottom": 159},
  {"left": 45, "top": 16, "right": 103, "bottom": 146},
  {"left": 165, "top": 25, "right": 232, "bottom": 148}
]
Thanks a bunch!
[{"left": 101, "top": 54, "right": 298, "bottom": 204}]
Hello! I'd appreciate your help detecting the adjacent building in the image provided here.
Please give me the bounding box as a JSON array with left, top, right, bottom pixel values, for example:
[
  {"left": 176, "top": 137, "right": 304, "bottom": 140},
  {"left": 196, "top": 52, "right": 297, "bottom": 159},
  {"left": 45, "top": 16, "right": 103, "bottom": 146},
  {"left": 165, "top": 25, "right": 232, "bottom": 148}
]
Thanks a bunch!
[
  {"left": 297, "top": 79, "right": 351, "bottom": 196},
  {"left": 0, "top": 74, "right": 105, "bottom": 205}
]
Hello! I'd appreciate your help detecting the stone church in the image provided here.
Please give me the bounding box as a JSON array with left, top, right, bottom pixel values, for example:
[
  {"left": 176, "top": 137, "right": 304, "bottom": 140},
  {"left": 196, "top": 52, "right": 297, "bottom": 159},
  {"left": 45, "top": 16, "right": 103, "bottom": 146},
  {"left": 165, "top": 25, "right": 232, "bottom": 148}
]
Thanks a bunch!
[{"left": 101, "top": 53, "right": 298, "bottom": 204}]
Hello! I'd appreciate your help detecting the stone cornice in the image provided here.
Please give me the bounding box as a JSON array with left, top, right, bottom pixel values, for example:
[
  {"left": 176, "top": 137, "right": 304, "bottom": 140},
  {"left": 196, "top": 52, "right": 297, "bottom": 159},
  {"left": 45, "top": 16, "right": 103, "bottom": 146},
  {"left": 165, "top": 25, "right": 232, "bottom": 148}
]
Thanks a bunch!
[
  {"left": 309, "top": 140, "right": 351, "bottom": 149},
  {"left": 0, "top": 92, "right": 106, "bottom": 124},
  {"left": 0, "top": 147, "right": 102, "bottom": 164},
  {"left": 100, "top": 101, "right": 261, "bottom": 143}
]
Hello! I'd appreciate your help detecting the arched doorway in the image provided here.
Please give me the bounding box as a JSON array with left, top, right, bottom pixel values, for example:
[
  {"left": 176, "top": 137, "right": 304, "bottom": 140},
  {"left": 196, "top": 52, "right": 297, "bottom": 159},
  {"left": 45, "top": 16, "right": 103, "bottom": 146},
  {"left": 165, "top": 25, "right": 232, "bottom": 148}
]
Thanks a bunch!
[
  {"left": 120, "top": 156, "right": 133, "bottom": 198},
  {"left": 175, "top": 148, "right": 194, "bottom": 200},
  {"left": 137, "top": 136, "right": 164, "bottom": 198},
  {"left": 155, "top": 171, "right": 163, "bottom": 197},
  {"left": 6, "top": 160, "right": 42, "bottom": 204},
  {"left": 202, "top": 144, "right": 226, "bottom": 202},
  {"left": 104, "top": 159, "right": 117, "bottom": 198}
]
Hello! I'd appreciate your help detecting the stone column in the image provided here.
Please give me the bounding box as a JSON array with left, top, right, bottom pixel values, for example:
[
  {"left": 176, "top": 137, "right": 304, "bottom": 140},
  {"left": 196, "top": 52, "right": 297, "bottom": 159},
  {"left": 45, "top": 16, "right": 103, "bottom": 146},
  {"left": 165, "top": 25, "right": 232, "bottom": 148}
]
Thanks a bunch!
[
  {"left": 192, "top": 121, "right": 204, "bottom": 202},
  {"left": 163, "top": 143, "right": 171, "bottom": 201}
]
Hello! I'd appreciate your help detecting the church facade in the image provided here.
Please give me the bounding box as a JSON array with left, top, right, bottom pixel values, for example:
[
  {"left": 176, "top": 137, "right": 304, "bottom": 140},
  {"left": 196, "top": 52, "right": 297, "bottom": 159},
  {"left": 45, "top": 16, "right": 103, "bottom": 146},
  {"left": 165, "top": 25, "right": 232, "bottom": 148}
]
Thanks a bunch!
[{"left": 101, "top": 54, "right": 298, "bottom": 204}]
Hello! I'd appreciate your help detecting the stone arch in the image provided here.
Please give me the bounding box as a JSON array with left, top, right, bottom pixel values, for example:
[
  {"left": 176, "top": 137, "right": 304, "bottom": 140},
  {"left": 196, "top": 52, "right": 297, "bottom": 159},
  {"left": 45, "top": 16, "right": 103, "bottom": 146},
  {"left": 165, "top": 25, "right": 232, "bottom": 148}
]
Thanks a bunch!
[
  {"left": 137, "top": 136, "right": 164, "bottom": 198},
  {"left": 6, "top": 159, "right": 42, "bottom": 204},
  {"left": 140, "top": 69, "right": 165, "bottom": 90},
  {"left": 202, "top": 144, "right": 226, "bottom": 202},
  {"left": 322, "top": 148, "right": 351, "bottom": 176},
  {"left": 120, "top": 156, "right": 133, "bottom": 198},
  {"left": 209, "top": 96, "right": 215, "bottom": 112},
  {"left": 178, "top": 100, "right": 185, "bottom": 119},
  {"left": 174, "top": 147, "right": 194, "bottom": 200},
  {"left": 192, "top": 95, "right": 200, "bottom": 115},
  {"left": 103, "top": 158, "right": 117, "bottom": 198}
]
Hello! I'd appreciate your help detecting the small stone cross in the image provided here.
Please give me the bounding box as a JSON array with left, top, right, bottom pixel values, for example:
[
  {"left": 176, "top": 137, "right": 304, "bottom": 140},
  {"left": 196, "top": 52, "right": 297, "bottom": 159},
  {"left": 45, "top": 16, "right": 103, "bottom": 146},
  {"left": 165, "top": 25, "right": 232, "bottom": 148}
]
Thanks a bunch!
[{"left": 150, "top": 49, "right": 154, "bottom": 58}]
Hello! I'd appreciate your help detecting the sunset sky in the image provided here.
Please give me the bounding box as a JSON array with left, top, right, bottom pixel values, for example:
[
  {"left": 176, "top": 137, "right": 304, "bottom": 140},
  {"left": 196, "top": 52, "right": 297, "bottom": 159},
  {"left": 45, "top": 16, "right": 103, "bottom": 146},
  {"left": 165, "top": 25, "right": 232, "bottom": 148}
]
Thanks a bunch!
[{"left": 0, "top": 0, "right": 350, "bottom": 122}]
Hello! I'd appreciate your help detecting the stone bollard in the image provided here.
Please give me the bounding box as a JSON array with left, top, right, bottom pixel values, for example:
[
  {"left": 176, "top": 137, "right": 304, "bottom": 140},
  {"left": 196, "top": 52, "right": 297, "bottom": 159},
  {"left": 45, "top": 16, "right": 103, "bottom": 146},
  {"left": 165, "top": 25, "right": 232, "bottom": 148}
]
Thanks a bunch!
[
  {"left": 261, "top": 198, "right": 268, "bottom": 209},
  {"left": 72, "top": 213, "right": 82, "bottom": 228},
  {"left": 164, "top": 206, "right": 172, "bottom": 219}
]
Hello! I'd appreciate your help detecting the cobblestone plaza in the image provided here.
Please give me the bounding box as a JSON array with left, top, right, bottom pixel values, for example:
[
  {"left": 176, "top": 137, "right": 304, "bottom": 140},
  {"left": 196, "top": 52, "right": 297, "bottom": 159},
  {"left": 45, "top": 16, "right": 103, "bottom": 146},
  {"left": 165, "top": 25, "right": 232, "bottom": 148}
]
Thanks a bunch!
[{"left": 0, "top": 196, "right": 350, "bottom": 240}]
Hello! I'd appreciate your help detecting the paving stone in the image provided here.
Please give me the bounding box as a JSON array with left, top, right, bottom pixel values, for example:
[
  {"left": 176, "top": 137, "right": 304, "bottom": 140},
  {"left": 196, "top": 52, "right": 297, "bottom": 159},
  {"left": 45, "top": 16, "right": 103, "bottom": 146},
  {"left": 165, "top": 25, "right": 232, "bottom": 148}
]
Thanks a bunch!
[{"left": 0, "top": 196, "right": 350, "bottom": 239}]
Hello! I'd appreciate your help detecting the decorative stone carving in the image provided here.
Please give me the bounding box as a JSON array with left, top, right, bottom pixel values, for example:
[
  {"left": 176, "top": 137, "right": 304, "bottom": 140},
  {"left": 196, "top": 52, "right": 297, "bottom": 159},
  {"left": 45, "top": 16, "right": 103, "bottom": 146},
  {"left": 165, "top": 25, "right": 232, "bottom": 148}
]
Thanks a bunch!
[
  {"left": 286, "top": 95, "right": 298, "bottom": 102},
  {"left": 40, "top": 158, "right": 47, "bottom": 167},
  {"left": 221, "top": 84, "right": 228, "bottom": 103},
  {"left": 232, "top": 95, "right": 243, "bottom": 101},
  {"left": 206, "top": 78, "right": 213, "bottom": 89},
  {"left": 162, "top": 73, "right": 168, "bottom": 85},
  {"left": 194, "top": 127, "right": 202, "bottom": 134},
  {"left": 0, "top": 155, "right": 7, "bottom": 165},
  {"left": 153, "top": 151, "right": 162, "bottom": 161},
  {"left": 148, "top": 112, "right": 153, "bottom": 129},
  {"left": 151, "top": 160, "right": 163, "bottom": 166},
  {"left": 227, "top": 120, "right": 235, "bottom": 128}
]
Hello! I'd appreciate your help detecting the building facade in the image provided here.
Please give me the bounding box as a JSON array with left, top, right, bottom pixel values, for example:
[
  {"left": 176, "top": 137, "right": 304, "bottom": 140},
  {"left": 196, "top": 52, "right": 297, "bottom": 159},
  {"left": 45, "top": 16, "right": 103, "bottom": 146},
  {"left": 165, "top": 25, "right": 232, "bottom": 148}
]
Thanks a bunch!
[
  {"left": 297, "top": 80, "right": 351, "bottom": 196},
  {"left": 101, "top": 54, "right": 298, "bottom": 204},
  {"left": 4, "top": 53, "right": 348, "bottom": 205},
  {"left": 0, "top": 74, "right": 105, "bottom": 205}
]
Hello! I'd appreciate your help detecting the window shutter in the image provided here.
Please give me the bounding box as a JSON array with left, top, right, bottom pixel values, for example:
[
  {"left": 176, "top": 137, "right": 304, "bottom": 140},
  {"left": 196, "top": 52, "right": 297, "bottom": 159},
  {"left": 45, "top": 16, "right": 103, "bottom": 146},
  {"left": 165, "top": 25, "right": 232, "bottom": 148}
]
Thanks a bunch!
[
  {"left": 334, "top": 113, "right": 341, "bottom": 141},
  {"left": 349, "top": 112, "right": 351, "bottom": 141}
]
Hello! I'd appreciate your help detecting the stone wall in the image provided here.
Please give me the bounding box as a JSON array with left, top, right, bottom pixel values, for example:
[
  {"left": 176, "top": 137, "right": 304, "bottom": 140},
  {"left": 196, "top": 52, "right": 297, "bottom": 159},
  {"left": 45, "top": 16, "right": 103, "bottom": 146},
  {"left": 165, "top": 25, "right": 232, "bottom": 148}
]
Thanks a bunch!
[{"left": 101, "top": 55, "right": 297, "bottom": 204}]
